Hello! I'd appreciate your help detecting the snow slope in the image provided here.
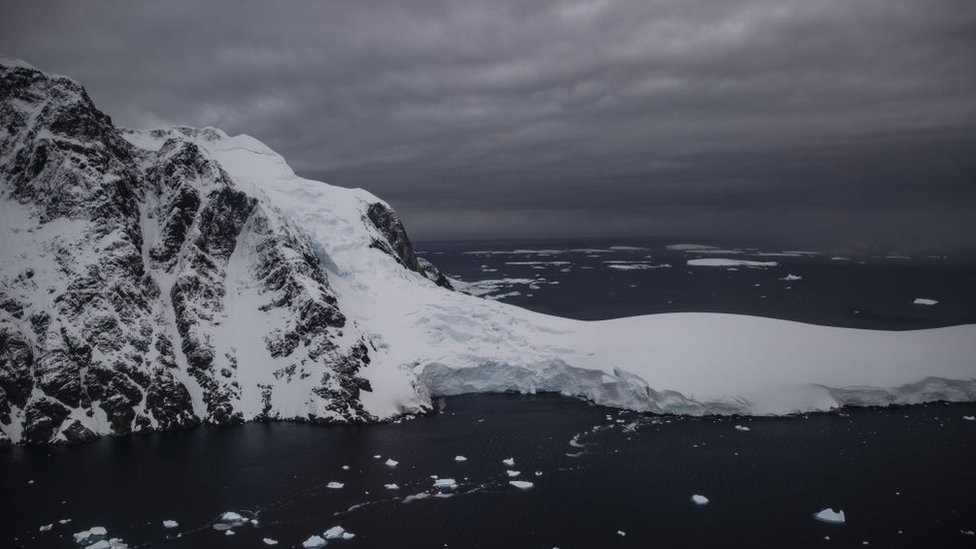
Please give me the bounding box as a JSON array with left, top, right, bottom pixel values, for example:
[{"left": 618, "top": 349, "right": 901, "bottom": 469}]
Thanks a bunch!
[{"left": 179, "top": 128, "right": 976, "bottom": 418}]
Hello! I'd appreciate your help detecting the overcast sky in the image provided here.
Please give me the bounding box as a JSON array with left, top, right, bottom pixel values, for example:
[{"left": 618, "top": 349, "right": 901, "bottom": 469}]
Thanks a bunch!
[{"left": 3, "top": 0, "right": 975, "bottom": 251}]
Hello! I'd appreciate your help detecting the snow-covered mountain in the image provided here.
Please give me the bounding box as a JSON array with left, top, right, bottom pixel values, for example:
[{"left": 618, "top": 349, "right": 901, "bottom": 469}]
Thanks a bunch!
[{"left": 2, "top": 58, "right": 975, "bottom": 446}]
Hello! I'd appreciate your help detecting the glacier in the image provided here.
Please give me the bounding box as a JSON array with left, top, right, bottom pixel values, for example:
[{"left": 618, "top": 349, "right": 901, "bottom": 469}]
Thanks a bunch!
[{"left": 1, "top": 57, "right": 975, "bottom": 446}]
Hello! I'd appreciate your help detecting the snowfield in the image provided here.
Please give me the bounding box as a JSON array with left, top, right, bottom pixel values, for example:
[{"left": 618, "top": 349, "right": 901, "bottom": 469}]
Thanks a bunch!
[{"left": 132, "top": 127, "right": 976, "bottom": 419}]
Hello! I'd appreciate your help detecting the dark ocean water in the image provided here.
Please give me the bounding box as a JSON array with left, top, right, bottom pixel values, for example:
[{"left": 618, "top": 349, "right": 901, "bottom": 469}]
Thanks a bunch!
[{"left": 3, "top": 238, "right": 976, "bottom": 549}]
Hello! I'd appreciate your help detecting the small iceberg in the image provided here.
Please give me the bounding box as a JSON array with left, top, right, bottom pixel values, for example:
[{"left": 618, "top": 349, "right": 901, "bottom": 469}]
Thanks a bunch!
[
  {"left": 913, "top": 298, "right": 938, "bottom": 306},
  {"left": 384, "top": 483, "right": 400, "bottom": 490},
  {"left": 73, "top": 526, "right": 108, "bottom": 544},
  {"left": 814, "top": 508, "right": 846, "bottom": 524},
  {"left": 734, "top": 425, "right": 751, "bottom": 432},
  {"left": 691, "top": 494, "right": 709, "bottom": 505},
  {"left": 262, "top": 539, "right": 279, "bottom": 546},
  {"left": 39, "top": 524, "right": 52, "bottom": 532},
  {"left": 220, "top": 511, "right": 244, "bottom": 522},
  {"left": 454, "top": 455, "right": 468, "bottom": 462},
  {"left": 225, "top": 530, "right": 235, "bottom": 536},
  {"left": 324, "top": 525, "right": 356, "bottom": 540},
  {"left": 617, "top": 530, "right": 627, "bottom": 537},
  {"left": 302, "top": 535, "right": 326, "bottom": 548},
  {"left": 384, "top": 458, "right": 399, "bottom": 467},
  {"left": 502, "top": 457, "right": 515, "bottom": 466},
  {"left": 962, "top": 416, "right": 974, "bottom": 421},
  {"left": 433, "top": 478, "right": 458, "bottom": 489},
  {"left": 327, "top": 481, "right": 345, "bottom": 489},
  {"left": 510, "top": 480, "right": 534, "bottom": 489},
  {"left": 162, "top": 520, "right": 178, "bottom": 529},
  {"left": 506, "top": 470, "right": 521, "bottom": 477}
]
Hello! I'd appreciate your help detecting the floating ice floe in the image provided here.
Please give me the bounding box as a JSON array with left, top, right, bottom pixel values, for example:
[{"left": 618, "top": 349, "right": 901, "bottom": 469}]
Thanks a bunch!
[
  {"left": 913, "top": 298, "right": 938, "bottom": 306},
  {"left": 781, "top": 274, "right": 802, "bottom": 281},
  {"left": 39, "top": 524, "right": 52, "bottom": 532},
  {"left": 262, "top": 538, "right": 279, "bottom": 546},
  {"left": 59, "top": 519, "right": 72, "bottom": 524},
  {"left": 691, "top": 494, "right": 709, "bottom": 505},
  {"left": 327, "top": 481, "right": 345, "bottom": 489},
  {"left": 687, "top": 258, "right": 778, "bottom": 268},
  {"left": 73, "top": 526, "right": 108, "bottom": 544},
  {"left": 454, "top": 455, "right": 468, "bottom": 462},
  {"left": 225, "top": 530, "right": 235, "bottom": 536},
  {"left": 814, "top": 508, "right": 846, "bottom": 524},
  {"left": 433, "top": 478, "right": 458, "bottom": 489},
  {"left": 617, "top": 530, "right": 627, "bottom": 536},
  {"left": 502, "top": 457, "right": 515, "bottom": 466},
  {"left": 384, "top": 458, "right": 399, "bottom": 467},
  {"left": 373, "top": 454, "right": 381, "bottom": 459},
  {"left": 324, "top": 525, "right": 356, "bottom": 540},
  {"left": 162, "top": 520, "right": 178, "bottom": 529},
  {"left": 734, "top": 425, "right": 751, "bottom": 431},
  {"left": 84, "top": 540, "right": 127, "bottom": 549},
  {"left": 506, "top": 470, "right": 521, "bottom": 477},
  {"left": 302, "top": 535, "right": 326, "bottom": 548},
  {"left": 220, "top": 512, "right": 244, "bottom": 522},
  {"left": 963, "top": 416, "right": 975, "bottom": 421},
  {"left": 341, "top": 465, "right": 350, "bottom": 470},
  {"left": 384, "top": 483, "right": 400, "bottom": 490},
  {"left": 510, "top": 480, "right": 534, "bottom": 489}
]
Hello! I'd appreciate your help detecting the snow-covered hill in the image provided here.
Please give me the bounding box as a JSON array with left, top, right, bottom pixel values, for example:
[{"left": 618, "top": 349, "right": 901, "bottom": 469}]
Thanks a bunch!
[{"left": 2, "top": 58, "right": 974, "bottom": 446}]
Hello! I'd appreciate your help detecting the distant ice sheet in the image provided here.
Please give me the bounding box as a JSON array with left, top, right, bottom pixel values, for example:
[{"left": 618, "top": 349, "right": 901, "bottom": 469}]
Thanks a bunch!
[{"left": 688, "top": 258, "right": 778, "bottom": 268}]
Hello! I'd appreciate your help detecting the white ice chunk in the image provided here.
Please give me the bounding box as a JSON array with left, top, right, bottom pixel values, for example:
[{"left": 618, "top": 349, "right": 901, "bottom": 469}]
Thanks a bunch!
[
  {"left": 734, "top": 425, "right": 751, "bottom": 431},
  {"left": 454, "top": 455, "right": 468, "bottom": 462},
  {"left": 384, "top": 458, "right": 399, "bottom": 467},
  {"left": 262, "top": 539, "right": 279, "bottom": 546},
  {"left": 913, "top": 298, "right": 938, "bottom": 306},
  {"left": 220, "top": 512, "right": 243, "bottom": 522},
  {"left": 384, "top": 483, "right": 400, "bottom": 490},
  {"left": 963, "top": 416, "right": 975, "bottom": 421},
  {"left": 510, "top": 480, "right": 534, "bottom": 489},
  {"left": 617, "top": 530, "right": 626, "bottom": 537},
  {"left": 433, "top": 478, "right": 458, "bottom": 489},
  {"left": 162, "top": 520, "right": 178, "bottom": 529},
  {"left": 814, "top": 508, "right": 846, "bottom": 523},
  {"left": 691, "top": 494, "right": 710, "bottom": 505},
  {"left": 39, "top": 524, "right": 52, "bottom": 532},
  {"left": 225, "top": 530, "right": 235, "bottom": 536},
  {"left": 502, "top": 457, "right": 515, "bottom": 466},
  {"left": 506, "top": 470, "right": 521, "bottom": 477},
  {"left": 302, "top": 535, "right": 326, "bottom": 548},
  {"left": 781, "top": 274, "right": 802, "bottom": 281},
  {"left": 327, "top": 481, "right": 345, "bottom": 489},
  {"left": 324, "top": 525, "right": 353, "bottom": 539}
]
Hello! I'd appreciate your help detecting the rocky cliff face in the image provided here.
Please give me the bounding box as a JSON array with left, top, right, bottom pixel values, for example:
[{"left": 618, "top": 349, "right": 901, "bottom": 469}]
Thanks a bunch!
[{"left": 0, "top": 59, "right": 447, "bottom": 445}]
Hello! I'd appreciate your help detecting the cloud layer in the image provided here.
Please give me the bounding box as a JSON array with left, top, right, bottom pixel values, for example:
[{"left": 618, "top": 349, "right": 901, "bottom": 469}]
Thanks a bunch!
[{"left": 3, "top": 0, "right": 975, "bottom": 251}]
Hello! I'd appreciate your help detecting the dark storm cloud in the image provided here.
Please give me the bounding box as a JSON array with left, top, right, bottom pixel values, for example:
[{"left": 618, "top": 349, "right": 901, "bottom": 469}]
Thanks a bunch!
[{"left": 2, "top": 0, "right": 975, "bottom": 251}]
